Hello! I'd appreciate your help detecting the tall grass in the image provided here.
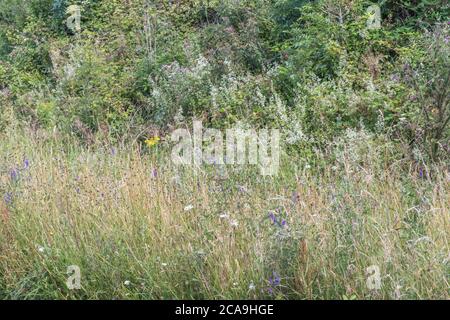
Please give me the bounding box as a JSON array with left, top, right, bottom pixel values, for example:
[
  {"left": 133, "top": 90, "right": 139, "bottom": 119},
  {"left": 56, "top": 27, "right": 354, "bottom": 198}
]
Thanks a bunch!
[{"left": 0, "top": 127, "right": 448, "bottom": 299}]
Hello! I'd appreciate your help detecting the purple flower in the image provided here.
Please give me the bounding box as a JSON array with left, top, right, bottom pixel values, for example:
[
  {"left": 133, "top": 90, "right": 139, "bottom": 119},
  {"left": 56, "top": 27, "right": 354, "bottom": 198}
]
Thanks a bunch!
[
  {"left": 269, "top": 272, "right": 281, "bottom": 286},
  {"left": 419, "top": 167, "right": 424, "bottom": 178},
  {"left": 111, "top": 147, "right": 117, "bottom": 156},
  {"left": 10, "top": 169, "right": 18, "bottom": 181},
  {"left": 268, "top": 211, "right": 276, "bottom": 224},
  {"left": 4, "top": 193, "right": 13, "bottom": 205},
  {"left": 273, "top": 275, "right": 281, "bottom": 286},
  {"left": 268, "top": 211, "right": 288, "bottom": 228},
  {"left": 151, "top": 168, "right": 158, "bottom": 178},
  {"left": 23, "top": 159, "right": 30, "bottom": 169},
  {"left": 267, "top": 287, "right": 274, "bottom": 295}
]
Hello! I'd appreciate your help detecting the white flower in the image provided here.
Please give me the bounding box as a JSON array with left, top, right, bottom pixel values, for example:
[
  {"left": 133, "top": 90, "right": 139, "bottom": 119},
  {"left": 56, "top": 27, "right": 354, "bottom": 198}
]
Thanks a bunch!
[
  {"left": 171, "top": 175, "right": 181, "bottom": 185},
  {"left": 394, "top": 285, "right": 402, "bottom": 300},
  {"left": 161, "top": 263, "right": 168, "bottom": 267},
  {"left": 230, "top": 219, "right": 239, "bottom": 227},
  {"left": 238, "top": 185, "right": 248, "bottom": 193},
  {"left": 249, "top": 282, "right": 256, "bottom": 291},
  {"left": 37, "top": 245, "right": 45, "bottom": 253},
  {"left": 219, "top": 213, "right": 229, "bottom": 219},
  {"left": 184, "top": 205, "right": 194, "bottom": 212},
  {"left": 124, "top": 280, "right": 131, "bottom": 286},
  {"left": 196, "top": 250, "right": 206, "bottom": 256}
]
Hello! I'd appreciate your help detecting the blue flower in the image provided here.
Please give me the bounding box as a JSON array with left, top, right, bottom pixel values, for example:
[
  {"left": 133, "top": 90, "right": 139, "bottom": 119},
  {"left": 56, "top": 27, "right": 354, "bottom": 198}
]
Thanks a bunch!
[
  {"left": 10, "top": 169, "right": 18, "bottom": 181},
  {"left": 268, "top": 211, "right": 276, "bottom": 224},
  {"left": 269, "top": 272, "right": 281, "bottom": 286},
  {"left": 4, "top": 193, "right": 13, "bottom": 205}
]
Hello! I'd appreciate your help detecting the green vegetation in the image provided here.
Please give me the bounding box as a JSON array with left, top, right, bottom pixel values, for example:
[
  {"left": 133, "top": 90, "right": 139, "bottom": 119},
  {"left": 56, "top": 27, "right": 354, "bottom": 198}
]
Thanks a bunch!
[{"left": 0, "top": 0, "right": 449, "bottom": 299}]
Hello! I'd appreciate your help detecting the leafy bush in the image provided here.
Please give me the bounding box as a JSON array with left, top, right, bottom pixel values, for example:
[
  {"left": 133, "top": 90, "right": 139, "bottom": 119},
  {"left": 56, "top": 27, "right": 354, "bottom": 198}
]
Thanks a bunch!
[
  {"left": 398, "top": 24, "right": 449, "bottom": 160},
  {"left": 0, "top": 0, "right": 448, "bottom": 162}
]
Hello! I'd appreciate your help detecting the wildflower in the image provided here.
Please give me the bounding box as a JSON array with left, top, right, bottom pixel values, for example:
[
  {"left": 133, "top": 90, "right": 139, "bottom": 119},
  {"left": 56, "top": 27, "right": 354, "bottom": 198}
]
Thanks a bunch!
[
  {"left": 238, "top": 185, "right": 248, "bottom": 193},
  {"left": 281, "top": 219, "right": 287, "bottom": 227},
  {"left": 151, "top": 168, "right": 158, "bottom": 178},
  {"left": 184, "top": 205, "right": 194, "bottom": 212},
  {"left": 419, "top": 167, "right": 424, "bottom": 178},
  {"left": 10, "top": 169, "right": 18, "bottom": 181},
  {"left": 161, "top": 263, "right": 168, "bottom": 267},
  {"left": 195, "top": 250, "right": 206, "bottom": 256},
  {"left": 23, "top": 159, "right": 30, "bottom": 169},
  {"left": 145, "top": 136, "right": 160, "bottom": 148},
  {"left": 268, "top": 211, "right": 276, "bottom": 224},
  {"left": 394, "top": 285, "right": 402, "bottom": 300},
  {"left": 110, "top": 147, "right": 117, "bottom": 156},
  {"left": 269, "top": 272, "right": 281, "bottom": 286},
  {"left": 4, "top": 193, "right": 13, "bottom": 205},
  {"left": 124, "top": 280, "right": 131, "bottom": 286},
  {"left": 230, "top": 219, "right": 239, "bottom": 227},
  {"left": 37, "top": 245, "right": 45, "bottom": 253},
  {"left": 171, "top": 175, "right": 181, "bottom": 185},
  {"left": 219, "top": 213, "right": 229, "bottom": 219},
  {"left": 249, "top": 282, "right": 256, "bottom": 291}
]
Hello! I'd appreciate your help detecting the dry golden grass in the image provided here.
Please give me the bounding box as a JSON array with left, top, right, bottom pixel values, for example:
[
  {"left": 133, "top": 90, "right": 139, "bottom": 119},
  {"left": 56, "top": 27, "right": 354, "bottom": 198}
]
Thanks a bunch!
[{"left": 0, "top": 129, "right": 448, "bottom": 299}]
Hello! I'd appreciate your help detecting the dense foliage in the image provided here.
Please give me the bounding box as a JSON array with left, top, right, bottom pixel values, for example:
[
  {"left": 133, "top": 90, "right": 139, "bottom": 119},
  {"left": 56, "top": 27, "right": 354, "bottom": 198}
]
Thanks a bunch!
[{"left": 0, "top": 0, "right": 449, "bottom": 159}]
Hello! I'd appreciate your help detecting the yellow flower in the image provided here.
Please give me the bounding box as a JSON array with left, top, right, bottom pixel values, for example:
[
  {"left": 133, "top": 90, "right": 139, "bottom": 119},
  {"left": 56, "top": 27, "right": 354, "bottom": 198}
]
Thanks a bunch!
[{"left": 145, "top": 136, "right": 160, "bottom": 147}]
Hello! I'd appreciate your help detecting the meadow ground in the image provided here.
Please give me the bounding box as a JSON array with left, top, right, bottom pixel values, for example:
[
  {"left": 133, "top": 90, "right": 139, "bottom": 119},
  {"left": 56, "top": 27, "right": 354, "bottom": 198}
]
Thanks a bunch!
[{"left": 0, "top": 127, "right": 448, "bottom": 299}]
